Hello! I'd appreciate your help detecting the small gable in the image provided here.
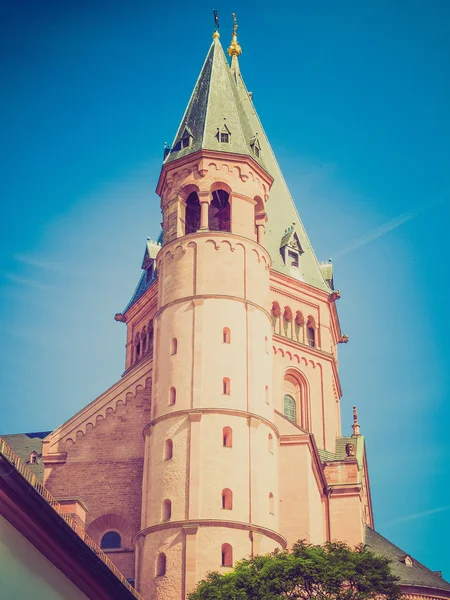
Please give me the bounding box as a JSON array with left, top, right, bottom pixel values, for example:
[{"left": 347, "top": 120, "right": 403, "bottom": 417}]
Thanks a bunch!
[
  {"left": 216, "top": 123, "right": 231, "bottom": 144},
  {"left": 280, "top": 225, "right": 304, "bottom": 269},
  {"left": 250, "top": 135, "right": 261, "bottom": 158}
]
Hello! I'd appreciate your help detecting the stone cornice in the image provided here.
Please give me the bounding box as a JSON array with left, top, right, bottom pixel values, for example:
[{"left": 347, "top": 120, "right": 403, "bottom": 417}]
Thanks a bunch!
[
  {"left": 270, "top": 270, "right": 331, "bottom": 304},
  {"left": 134, "top": 519, "right": 287, "bottom": 549},
  {"left": 143, "top": 408, "right": 279, "bottom": 439},
  {"left": 156, "top": 149, "right": 274, "bottom": 197},
  {"left": 154, "top": 294, "right": 271, "bottom": 325}
]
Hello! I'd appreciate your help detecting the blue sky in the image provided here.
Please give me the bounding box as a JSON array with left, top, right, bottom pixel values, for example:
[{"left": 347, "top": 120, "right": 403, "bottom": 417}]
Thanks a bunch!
[{"left": 1, "top": 0, "right": 449, "bottom": 579}]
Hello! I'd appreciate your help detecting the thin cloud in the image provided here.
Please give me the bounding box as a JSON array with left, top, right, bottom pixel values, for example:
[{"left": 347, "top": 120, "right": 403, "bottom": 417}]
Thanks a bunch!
[
  {"left": 383, "top": 505, "right": 450, "bottom": 527},
  {"left": 2, "top": 273, "right": 51, "bottom": 290},
  {"left": 333, "top": 191, "right": 447, "bottom": 260},
  {"left": 14, "top": 254, "right": 64, "bottom": 273}
]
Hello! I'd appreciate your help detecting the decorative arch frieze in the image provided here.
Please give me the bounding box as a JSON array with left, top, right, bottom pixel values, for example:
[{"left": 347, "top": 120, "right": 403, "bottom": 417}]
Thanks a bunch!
[{"left": 45, "top": 377, "right": 152, "bottom": 455}]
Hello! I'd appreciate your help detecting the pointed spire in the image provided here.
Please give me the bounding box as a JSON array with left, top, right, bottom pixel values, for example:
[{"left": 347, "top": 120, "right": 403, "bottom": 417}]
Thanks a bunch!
[
  {"left": 352, "top": 406, "right": 361, "bottom": 437},
  {"left": 164, "top": 30, "right": 265, "bottom": 170}
]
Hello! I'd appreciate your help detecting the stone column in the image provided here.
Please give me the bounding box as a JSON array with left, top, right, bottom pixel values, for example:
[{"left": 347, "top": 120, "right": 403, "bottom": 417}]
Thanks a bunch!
[
  {"left": 198, "top": 191, "right": 210, "bottom": 230},
  {"left": 255, "top": 213, "right": 266, "bottom": 244}
]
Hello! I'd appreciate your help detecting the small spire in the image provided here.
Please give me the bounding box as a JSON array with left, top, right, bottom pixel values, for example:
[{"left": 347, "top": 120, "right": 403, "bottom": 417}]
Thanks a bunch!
[
  {"left": 352, "top": 406, "right": 361, "bottom": 437},
  {"left": 228, "top": 13, "right": 242, "bottom": 57}
]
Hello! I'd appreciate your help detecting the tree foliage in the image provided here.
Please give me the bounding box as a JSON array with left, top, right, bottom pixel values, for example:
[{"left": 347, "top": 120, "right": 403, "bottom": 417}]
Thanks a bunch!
[{"left": 188, "top": 540, "right": 401, "bottom": 600}]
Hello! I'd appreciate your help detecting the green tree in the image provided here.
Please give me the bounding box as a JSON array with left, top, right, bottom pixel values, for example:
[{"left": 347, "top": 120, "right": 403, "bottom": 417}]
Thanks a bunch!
[{"left": 188, "top": 540, "right": 401, "bottom": 600}]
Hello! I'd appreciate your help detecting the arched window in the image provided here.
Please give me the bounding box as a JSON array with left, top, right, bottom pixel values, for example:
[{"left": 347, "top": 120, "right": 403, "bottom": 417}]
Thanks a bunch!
[
  {"left": 164, "top": 439, "right": 173, "bottom": 460},
  {"left": 135, "top": 332, "right": 141, "bottom": 362},
  {"left": 209, "top": 189, "right": 230, "bottom": 232},
  {"left": 223, "top": 378, "right": 230, "bottom": 395},
  {"left": 100, "top": 531, "right": 121, "bottom": 549},
  {"left": 271, "top": 302, "right": 281, "bottom": 333},
  {"left": 185, "top": 191, "right": 200, "bottom": 234},
  {"left": 283, "top": 372, "right": 308, "bottom": 429},
  {"left": 156, "top": 553, "right": 166, "bottom": 577},
  {"left": 222, "top": 488, "right": 233, "bottom": 510},
  {"left": 162, "top": 499, "right": 172, "bottom": 521},
  {"left": 221, "top": 543, "right": 233, "bottom": 567},
  {"left": 268, "top": 433, "right": 273, "bottom": 454},
  {"left": 223, "top": 327, "right": 231, "bottom": 343},
  {"left": 223, "top": 427, "right": 232, "bottom": 448},
  {"left": 148, "top": 320, "right": 154, "bottom": 353},
  {"left": 171, "top": 338, "right": 178, "bottom": 355},
  {"left": 269, "top": 492, "right": 274, "bottom": 514},
  {"left": 271, "top": 301, "right": 281, "bottom": 317},
  {"left": 284, "top": 394, "right": 296, "bottom": 422},
  {"left": 141, "top": 326, "right": 147, "bottom": 354},
  {"left": 169, "top": 387, "right": 176, "bottom": 406},
  {"left": 306, "top": 316, "right": 316, "bottom": 348}
]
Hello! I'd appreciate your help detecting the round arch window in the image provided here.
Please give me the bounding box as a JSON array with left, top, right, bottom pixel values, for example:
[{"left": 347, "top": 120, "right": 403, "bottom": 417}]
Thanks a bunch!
[
  {"left": 283, "top": 394, "right": 296, "bottom": 423},
  {"left": 100, "top": 531, "right": 121, "bottom": 549}
]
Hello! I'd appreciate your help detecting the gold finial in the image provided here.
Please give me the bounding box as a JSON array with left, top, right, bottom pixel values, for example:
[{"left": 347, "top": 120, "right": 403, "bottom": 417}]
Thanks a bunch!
[
  {"left": 213, "top": 30, "right": 220, "bottom": 39},
  {"left": 227, "top": 12, "right": 242, "bottom": 57}
]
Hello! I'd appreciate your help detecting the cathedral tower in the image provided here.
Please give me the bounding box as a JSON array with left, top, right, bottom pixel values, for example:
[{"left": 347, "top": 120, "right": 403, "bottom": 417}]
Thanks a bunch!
[
  {"left": 42, "top": 20, "right": 375, "bottom": 600},
  {"left": 137, "top": 30, "right": 280, "bottom": 598}
]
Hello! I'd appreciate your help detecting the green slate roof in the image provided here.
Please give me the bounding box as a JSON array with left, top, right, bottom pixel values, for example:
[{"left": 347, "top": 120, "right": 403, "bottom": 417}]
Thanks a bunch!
[
  {"left": 164, "top": 36, "right": 268, "bottom": 173},
  {"left": 365, "top": 527, "right": 450, "bottom": 592},
  {"left": 164, "top": 35, "right": 331, "bottom": 292},
  {"left": 1, "top": 432, "right": 50, "bottom": 482}
]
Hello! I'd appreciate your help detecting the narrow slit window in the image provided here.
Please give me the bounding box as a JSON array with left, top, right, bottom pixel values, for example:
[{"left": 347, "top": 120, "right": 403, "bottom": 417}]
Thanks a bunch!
[
  {"left": 268, "top": 433, "right": 273, "bottom": 454},
  {"left": 156, "top": 553, "right": 166, "bottom": 577},
  {"left": 269, "top": 492, "right": 274, "bottom": 514},
  {"left": 223, "top": 378, "right": 230, "bottom": 395},
  {"left": 223, "top": 327, "right": 231, "bottom": 344},
  {"left": 169, "top": 387, "right": 176, "bottom": 406},
  {"left": 223, "top": 427, "right": 232, "bottom": 448},
  {"left": 171, "top": 338, "right": 177, "bottom": 355},
  {"left": 162, "top": 499, "right": 172, "bottom": 521},
  {"left": 221, "top": 543, "right": 233, "bottom": 567},
  {"left": 222, "top": 488, "right": 233, "bottom": 510},
  {"left": 164, "top": 439, "right": 173, "bottom": 460}
]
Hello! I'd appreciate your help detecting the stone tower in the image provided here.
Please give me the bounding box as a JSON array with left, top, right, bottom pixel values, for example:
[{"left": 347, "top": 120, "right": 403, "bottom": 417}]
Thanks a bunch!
[{"left": 42, "top": 23, "right": 375, "bottom": 600}]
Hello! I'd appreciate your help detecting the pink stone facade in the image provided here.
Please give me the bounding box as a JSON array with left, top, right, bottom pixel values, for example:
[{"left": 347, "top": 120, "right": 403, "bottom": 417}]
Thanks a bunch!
[{"left": 42, "top": 146, "right": 376, "bottom": 599}]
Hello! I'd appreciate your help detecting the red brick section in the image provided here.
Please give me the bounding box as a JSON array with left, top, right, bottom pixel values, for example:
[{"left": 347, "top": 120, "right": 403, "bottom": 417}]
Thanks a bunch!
[{"left": 45, "top": 382, "right": 151, "bottom": 579}]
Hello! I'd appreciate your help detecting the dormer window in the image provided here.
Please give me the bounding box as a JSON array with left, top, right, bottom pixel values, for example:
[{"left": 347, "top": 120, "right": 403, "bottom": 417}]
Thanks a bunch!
[
  {"left": 250, "top": 136, "right": 261, "bottom": 158},
  {"left": 178, "top": 127, "right": 193, "bottom": 150},
  {"left": 280, "top": 226, "right": 303, "bottom": 269},
  {"left": 403, "top": 555, "right": 413, "bottom": 567},
  {"left": 218, "top": 124, "right": 231, "bottom": 144},
  {"left": 29, "top": 451, "right": 39, "bottom": 465}
]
